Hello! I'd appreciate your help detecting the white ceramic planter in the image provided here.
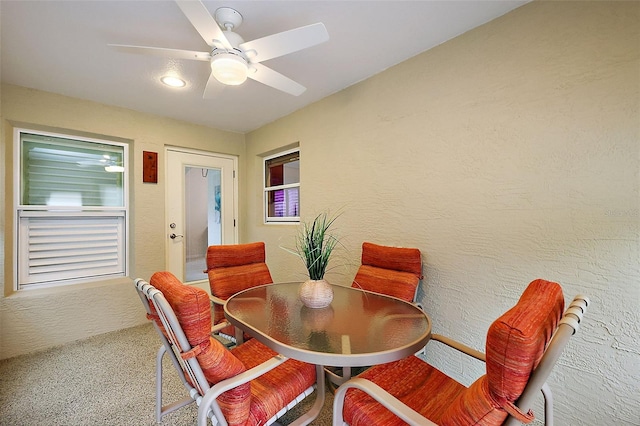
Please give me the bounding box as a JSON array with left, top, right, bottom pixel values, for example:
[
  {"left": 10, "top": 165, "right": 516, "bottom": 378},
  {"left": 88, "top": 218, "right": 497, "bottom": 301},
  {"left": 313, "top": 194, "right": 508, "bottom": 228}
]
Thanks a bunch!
[{"left": 299, "top": 279, "right": 334, "bottom": 308}]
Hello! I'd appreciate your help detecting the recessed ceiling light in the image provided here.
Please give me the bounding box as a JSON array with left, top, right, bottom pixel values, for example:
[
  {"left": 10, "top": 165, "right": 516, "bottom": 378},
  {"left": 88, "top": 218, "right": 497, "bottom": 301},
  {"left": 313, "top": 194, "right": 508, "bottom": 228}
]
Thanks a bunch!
[{"left": 160, "top": 76, "right": 186, "bottom": 88}]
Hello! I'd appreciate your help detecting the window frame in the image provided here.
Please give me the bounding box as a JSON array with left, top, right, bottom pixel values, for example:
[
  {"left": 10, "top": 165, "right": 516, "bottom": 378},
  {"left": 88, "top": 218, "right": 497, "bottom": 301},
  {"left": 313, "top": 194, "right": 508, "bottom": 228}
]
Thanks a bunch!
[
  {"left": 263, "top": 147, "right": 300, "bottom": 224},
  {"left": 13, "top": 127, "right": 130, "bottom": 290}
]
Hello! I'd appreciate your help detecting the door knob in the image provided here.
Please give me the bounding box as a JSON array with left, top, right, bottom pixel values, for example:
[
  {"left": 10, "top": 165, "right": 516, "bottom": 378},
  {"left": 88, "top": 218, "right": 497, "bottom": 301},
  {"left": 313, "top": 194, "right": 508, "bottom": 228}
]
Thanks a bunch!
[{"left": 169, "top": 233, "right": 184, "bottom": 239}]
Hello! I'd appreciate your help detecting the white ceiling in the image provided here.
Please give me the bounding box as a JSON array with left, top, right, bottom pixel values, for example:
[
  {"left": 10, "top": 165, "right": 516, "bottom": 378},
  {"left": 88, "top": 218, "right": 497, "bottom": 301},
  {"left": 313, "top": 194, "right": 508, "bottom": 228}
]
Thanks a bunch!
[{"left": 1, "top": 1, "right": 528, "bottom": 133}]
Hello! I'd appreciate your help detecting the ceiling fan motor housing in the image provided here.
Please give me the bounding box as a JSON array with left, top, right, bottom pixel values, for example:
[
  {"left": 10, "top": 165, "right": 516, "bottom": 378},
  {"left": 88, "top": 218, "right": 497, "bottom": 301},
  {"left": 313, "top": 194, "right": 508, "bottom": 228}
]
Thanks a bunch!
[
  {"left": 219, "top": 30, "right": 245, "bottom": 50},
  {"left": 215, "top": 7, "right": 243, "bottom": 31}
]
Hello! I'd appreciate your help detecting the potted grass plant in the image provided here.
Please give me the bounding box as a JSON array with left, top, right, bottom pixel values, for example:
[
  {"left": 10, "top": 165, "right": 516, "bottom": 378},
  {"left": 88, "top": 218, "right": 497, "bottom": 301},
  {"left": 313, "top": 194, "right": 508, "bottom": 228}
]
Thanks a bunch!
[{"left": 295, "top": 211, "right": 340, "bottom": 308}]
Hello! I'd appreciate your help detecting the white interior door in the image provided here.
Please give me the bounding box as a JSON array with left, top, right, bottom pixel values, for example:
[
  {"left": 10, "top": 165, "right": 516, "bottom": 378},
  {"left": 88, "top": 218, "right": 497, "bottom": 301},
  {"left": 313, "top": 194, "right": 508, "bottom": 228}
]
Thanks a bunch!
[{"left": 166, "top": 148, "right": 237, "bottom": 284}]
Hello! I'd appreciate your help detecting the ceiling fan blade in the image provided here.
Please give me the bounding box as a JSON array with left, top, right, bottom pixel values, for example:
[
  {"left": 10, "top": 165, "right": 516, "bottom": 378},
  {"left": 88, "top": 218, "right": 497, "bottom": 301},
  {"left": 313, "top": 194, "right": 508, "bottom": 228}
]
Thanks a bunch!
[
  {"left": 203, "top": 72, "right": 225, "bottom": 99},
  {"left": 239, "top": 22, "right": 329, "bottom": 63},
  {"left": 108, "top": 44, "right": 211, "bottom": 61},
  {"left": 175, "top": 0, "right": 232, "bottom": 50},
  {"left": 248, "top": 63, "right": 306, "bottom": 96}
]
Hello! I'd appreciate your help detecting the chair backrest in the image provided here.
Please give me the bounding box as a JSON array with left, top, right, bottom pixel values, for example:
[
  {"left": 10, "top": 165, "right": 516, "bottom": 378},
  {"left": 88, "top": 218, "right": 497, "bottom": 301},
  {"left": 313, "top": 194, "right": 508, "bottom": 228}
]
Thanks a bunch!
[
  {"left": 138, "top": 271, "right": 252, "bottom": 424},
  {"left": 206, "top": 242, "right": 273, "bottom": 324},
  {"left": 351, "top": 242, "right": 422, "bottom": 302},
  {"left": 440, "top": 279, "right": 567, "bottom": 425},
  {"left": 503, "top": 291, "right": 589, "bottom": 426}
]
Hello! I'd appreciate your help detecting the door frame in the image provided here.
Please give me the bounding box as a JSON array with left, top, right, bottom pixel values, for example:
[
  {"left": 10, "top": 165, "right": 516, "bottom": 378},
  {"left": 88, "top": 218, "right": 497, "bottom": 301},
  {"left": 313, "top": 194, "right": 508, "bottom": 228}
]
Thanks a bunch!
[{"left": 165, "top": 146, "right": 238, "bottom": 284}]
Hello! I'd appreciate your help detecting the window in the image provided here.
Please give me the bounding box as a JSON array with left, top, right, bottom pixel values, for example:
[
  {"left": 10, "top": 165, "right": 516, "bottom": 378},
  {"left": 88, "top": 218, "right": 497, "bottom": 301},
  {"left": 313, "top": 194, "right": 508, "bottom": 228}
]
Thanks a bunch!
[
  {"left": 264, "top": 149, "right": 299, "bottom": 223},
  {"left": 15, "top": 129, "right": 128, "bottom": 290}
]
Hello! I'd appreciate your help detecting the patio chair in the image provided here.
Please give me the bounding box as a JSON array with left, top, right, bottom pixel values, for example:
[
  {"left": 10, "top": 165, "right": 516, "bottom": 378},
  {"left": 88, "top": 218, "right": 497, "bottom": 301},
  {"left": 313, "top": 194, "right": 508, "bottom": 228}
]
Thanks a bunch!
[
  {"left": 351, "top": 242, "right": 423, "bottom": 303},
  {"left": 135, "top": 271, "right": 323, "bottom": 426},
  {"left": 205, "top": 242, "right": 273, "bottom": 344},
  {"left": 333, "top": 279, "right": 589, "bottom": 426},
  {"left": 327, "top": 242, "right": 423, "bottom": 387}
]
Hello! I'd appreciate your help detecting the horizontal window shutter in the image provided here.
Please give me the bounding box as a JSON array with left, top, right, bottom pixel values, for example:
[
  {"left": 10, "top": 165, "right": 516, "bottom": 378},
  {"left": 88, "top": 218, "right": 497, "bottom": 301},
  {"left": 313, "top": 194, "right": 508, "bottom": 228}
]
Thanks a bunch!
[{"left": 19, "top": 214, "right": 125, "bottom": 287}]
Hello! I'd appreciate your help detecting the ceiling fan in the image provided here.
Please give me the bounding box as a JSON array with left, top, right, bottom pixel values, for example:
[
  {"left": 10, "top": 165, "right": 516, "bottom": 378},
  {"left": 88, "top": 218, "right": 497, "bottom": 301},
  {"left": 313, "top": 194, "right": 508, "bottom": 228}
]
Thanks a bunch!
[{"left": 109, "top": 0, "right": 329, "bottom": 97}]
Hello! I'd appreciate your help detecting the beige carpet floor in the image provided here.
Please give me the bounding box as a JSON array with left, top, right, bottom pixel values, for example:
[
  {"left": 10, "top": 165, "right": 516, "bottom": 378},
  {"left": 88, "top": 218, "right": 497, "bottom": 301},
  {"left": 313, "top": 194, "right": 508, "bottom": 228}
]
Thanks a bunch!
[{"left": 0, "top": 323, "right": 334, "bottom": 425}]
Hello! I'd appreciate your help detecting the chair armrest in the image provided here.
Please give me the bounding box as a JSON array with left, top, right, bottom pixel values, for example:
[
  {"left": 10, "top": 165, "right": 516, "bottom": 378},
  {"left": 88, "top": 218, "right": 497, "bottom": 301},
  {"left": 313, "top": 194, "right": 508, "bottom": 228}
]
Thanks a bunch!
[
  {"left": 209, "top": 294, "right": 226, "bottom": 306},
  {"left": 333, "top": 377, "right": 438, "bottom": 426},
  {"left": 197, "top": 354, "right": 289, "bottom": 426},
  {"left": 431, "top": 333, "right": 486, "bottom": 362},
  {"left": 211, "top": 320, "right": 231, "bottom": 334},
  {"left": 209, "top": 296, "right": 234, "bottom": 339}
]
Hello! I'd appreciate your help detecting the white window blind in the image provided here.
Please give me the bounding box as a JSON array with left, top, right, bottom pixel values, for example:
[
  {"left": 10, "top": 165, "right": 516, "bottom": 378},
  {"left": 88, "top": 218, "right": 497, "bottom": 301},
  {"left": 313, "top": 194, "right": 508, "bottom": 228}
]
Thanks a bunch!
[
  {"left": 21, "top": 133, "right": 124, "bottom": 207},
  {"left": 15, "top": 129, "right": 128, "bottom": 290}
]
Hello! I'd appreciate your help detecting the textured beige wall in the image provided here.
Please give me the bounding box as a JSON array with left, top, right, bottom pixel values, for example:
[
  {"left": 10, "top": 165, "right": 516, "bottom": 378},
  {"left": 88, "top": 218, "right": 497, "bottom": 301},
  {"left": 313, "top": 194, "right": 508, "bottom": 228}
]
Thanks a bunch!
[
  {"left": 0, "top": 84, "right": 245, "bottom": 359},
  {"left": 245, "top": 2, "right": 639, "bottom": 424},
  {"left": 1, "top": 1, "right": 638, "bottom": 423}
]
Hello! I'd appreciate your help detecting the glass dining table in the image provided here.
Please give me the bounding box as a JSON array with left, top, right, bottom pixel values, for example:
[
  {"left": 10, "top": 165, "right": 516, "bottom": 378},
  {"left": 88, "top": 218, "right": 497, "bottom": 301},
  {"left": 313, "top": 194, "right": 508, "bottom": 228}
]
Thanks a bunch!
[{"left": 224, "top": 281, "right": 432, "bottom": 425}]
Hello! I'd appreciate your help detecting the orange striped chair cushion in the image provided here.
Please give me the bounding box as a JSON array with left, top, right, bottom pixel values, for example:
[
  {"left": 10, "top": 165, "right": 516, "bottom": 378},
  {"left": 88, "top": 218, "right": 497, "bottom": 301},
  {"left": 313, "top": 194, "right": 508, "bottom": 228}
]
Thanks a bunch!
[
  {"left": 232, "top": 339, "right": 316, "bottom": 425},
  {"left": 343, "top": 279, "right": 565, "bottom": 426},
  {"left": 441, "top": 279, "right": 564, "bottom": 424},
  {"left": 351, "top": 242, "right": 422, "bottom": 302},
  {"left": 485, "top": 279, "right": 564, "bottom": 406},
  {"left": 439, "top": 376, "right": 510, "bottom": 425},
  {"left": 208, "top": 263, "right": 273, "bottom": 300},
  {"left": 206, "top": 241, "right": 269, "bottom": 268},
  {"left": 344, "top": 355, "right": 466, "bottom": 425},
  {"left": 206, "top": 243, "right": 274, "bottom": 328}
]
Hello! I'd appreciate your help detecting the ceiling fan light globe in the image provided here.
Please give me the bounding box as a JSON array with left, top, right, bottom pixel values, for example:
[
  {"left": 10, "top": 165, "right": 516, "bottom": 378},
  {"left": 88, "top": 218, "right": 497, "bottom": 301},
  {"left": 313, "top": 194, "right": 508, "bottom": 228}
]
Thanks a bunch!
[{"left": 211, "top": 53, "right": 248, "bottom": 86}]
